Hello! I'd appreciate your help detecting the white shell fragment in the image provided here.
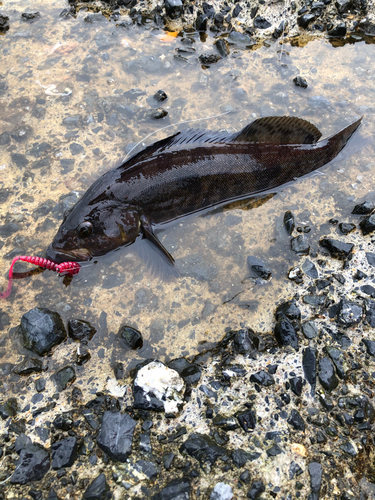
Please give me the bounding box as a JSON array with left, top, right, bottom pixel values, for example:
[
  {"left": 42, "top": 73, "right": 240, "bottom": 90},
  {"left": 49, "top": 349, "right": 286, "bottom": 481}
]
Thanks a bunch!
[{"left": 134, "top": 361, "right": 185, "bottom": 413}]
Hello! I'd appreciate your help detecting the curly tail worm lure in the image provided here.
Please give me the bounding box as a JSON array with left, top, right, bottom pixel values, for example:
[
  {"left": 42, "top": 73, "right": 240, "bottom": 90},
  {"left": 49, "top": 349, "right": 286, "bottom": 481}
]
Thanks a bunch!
[{"left": 0, "top": 256, "right": 81, "bottom": 299}]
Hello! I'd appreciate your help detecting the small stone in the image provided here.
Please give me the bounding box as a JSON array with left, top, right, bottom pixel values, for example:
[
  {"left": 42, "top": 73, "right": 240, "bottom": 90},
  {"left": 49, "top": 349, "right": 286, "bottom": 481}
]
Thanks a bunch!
[
  {"left": 239, "top": 470, "right": 251, "bottom": 484},
  {"left": 119, "top": 325, "right": 143, "bottom": 349},
  {"left": 83, "top": 473, "right": 110, "bottom": 500},
  {"left": 35, "top": 378, "right": 46, "bottom": 392},
  {"left": 360, "top": 214, "right": 375, "bottom": 235},
  {"left": 21, "top": 11, "right": 40, "bottom": 22},
  {"left": 288, "top": 266, "right": 303, "bottom": 283},
  {"left": 10, "top": 443, "right": 50, "bottom": 484},
  {"left": 211, "top": 482, "right": 233, "bottom": 500},
  {"left": 303, "top": 347, "right": 317, "bottom": 393},
  {"left": 289, "top": 376, "right": 303, "bottom": 396},
  {"left": 54, "top": 366, "right": 76, "bottom": 391},
  {"left": 199, "top": 53, "right": 221, "bottom": 65},
  {"left": 287, "top": 409, "right": 305, "bottom": 431},
  {"left": 335, "top": 0, "right": 352, "bottom": 13},
  {"left": 274, "top": 315, "right": 299, "bottom": 349},
  {"left": 291, "top": 235, "right": 310, "bottom": 255},
  {"left": 318, "top": 357, "right": 338, "bottom": 392},
  {"left": 328, "top": 22, "right": 347, "bottom": 36},
  {"left": 149, "top": 108, "right": 168, "bottom": 120},
  {"left": 250, "top": 370, "right": 275, "bottom": 387},
  {"left": 0, "top": 14, "right": 10, "bottom": 32},
  {"left": 273, "top": 20, "right": 287, "bottom": 38},
  {"left": 154, "top": 90, "right": 168, "bottom": 102},
  {"left": 0, "top": 398, "right": 19, "bottom": 420},
  {"left": 253, "top": 16, "right": 271, "bottom": 29},
  {"left": 276, "top": 299, "right": 301, "bottom": 320},
  {"left": 247, "top": 481, "right": 265, "bottom": 499},
  {"left": 363, "top": 339, "right": 375, "bottom": 357},
  {"left": 289, "top": 461, "right": 303, "bottom": 479},
  {"left": 51, "top": 437, "right": 78, "bottom": 469},
  {"left": 13, "top": 357, "right": 43, "bottom": 375},
  {"left": 319, "top": 238, "right": 354, "bottom": 259},
  {"left": 67, "top": 319, "right": 96, "bottom": 342},
  {"left": 293, "top": 76, "right": 308, "bottom": 88},
  {"left": 233, "top": 329, "right": 254, "bottom": 354},
  {"left": 325, "top": 346, "right": 347, "bottom": 378},
  {"left": 20, "top": 307, "right": 67, "bottom": 356},
  {"left": 97, "top": 411, "right": 136, "bottom": 462},
  {"left": 114, "top": 362, "right": 125, "bottom": 380},
  {"left": 135, "top": 459, "right": 158, "bottom": 479},
  {"left": 236, "top": 408, "right": 256, "bottom": 432},
  {"left": 302, "top": 321, "right": 319, "bottom": 339},
  {"left": 165, "top": 0, "right": 183, "bottom": 19},
  {"left": 140, "top": 433, "right": 152, "bottom": 454},
  {"left": 339, "top": 222, "right": 356, "bottom": 235},
  {"left": 232, "top": 449, "right": 256, "bottom": 468},
  {"left": 340, "top": 440, "right": 358, "bottom": 457},
  {"left": 180, "top": 433, "right": 226, "bottom": 467},
  {"left": 297, "top": 13, "right": 315, "bottom": 29},
  {"left": 352, "top": 201, "right": 375, "bottom": 214},
  {"left": 308, "top": 462, "right": 322, "bottom": 498},
  {"left": 338, "top": 300, "right": 363, "bottom": 327},
  {"left": 214, "top": 39, "right": 229, "bottom": 57},
  {"left": 167, "top": 358, "right": 202, "bottom": 385},
  {"left": 151, "top": 478, "right": 190, "bottom": 500},
  {"left": 196, "top": 12, "right": 208, "bottom": 31},
  {"left": 213, "top": 414, "right": 239, "bottom": 431},
  {"left": 247, "top": 255, "right": 271, "bottom": 280},
  {"left": 74, "top": 345, "right": 90, "bottom": 365}
]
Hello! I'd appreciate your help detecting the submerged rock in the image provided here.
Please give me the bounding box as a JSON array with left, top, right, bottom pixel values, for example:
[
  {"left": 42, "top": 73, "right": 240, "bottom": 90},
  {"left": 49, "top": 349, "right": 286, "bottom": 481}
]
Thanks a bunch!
[
  {"left": 291, "top": 235, "right": 310, "bottom": 255},
  {"left": 293, "top": 76, "right": 308, "bottom": 88},
  {"left": 13, "top": 356, "right": 43, "bottom": 375},
  {"left": 20, "top": 308, "right": 66, "bottom": 356},
  {"left": 119, "top": 325, "right": 143, "bottom": 349},
  {"left": 247, "top": 256, "right": 271, "bottom": 280},
  {"left": 54, "top": 366, "right": 76, "bottom": 391},
  {"left": 339, "top": 222, "right": 356, "bottom": 235},
  {"left": 68, "top": 319, "right": 96, "bottom": 342}
]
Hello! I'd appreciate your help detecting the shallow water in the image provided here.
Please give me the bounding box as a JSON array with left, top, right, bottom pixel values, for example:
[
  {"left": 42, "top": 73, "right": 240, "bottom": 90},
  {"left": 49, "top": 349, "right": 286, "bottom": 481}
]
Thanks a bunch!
[{"left": 0, "top": 0, "right": 374, "bottom": 390}]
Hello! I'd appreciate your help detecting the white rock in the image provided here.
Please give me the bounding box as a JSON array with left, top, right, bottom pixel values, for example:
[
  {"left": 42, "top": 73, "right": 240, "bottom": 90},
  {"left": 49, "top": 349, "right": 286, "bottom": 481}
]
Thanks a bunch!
[
  {"left": 134, "top": 361, "right": 185, "bottom": 413},
  {"left": 210, "top": 482, "right": 233, "bottom": 500}
]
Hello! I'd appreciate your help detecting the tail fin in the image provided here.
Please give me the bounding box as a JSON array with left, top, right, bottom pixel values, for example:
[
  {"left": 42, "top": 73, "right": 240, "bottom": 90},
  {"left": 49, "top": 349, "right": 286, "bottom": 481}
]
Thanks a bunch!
[{"left": 326, "top": 116, "right": 363, "bottom": 158}]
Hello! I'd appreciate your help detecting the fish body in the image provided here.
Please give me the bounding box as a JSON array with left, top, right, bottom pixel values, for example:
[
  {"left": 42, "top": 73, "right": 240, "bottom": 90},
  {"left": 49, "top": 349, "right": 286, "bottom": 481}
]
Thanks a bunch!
[{"left": 46, "top": 115, "right": 362, "bottom": 264}]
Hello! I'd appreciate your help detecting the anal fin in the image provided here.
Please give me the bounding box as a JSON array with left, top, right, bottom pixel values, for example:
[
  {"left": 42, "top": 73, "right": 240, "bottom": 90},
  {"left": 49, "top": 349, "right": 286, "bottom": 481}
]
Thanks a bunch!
[{"left": 140, "top": 215, "right": 175, "bottom": 265}]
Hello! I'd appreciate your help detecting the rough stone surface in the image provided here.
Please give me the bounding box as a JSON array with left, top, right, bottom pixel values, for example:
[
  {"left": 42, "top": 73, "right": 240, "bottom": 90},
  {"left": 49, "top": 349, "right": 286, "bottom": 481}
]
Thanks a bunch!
[
  {"left": 97, "top": 411, "right": 136, "bottom": 462},
  {"left": 20, "top": 308, "right": 67, "bottom": 356}
]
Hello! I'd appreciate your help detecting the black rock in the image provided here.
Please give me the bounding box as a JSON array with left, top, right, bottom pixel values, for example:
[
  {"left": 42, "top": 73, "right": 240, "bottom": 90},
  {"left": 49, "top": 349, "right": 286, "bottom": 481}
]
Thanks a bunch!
[
  {"left": 213, "top": 414, "right": 239, "bottom": 431},
  {"left": 289, "top": 376, "right": 303, "bottom": 396},
  {"left": 308, "top": 462, "right": 322, "bottom": 498},
  {"left": 335, "top": 0, "right": 352, "bottom": 12},
  {"left": 291, "top": 235, "right": 310, "bottom": 255},
  {"left": 302, "top": 321, "right": 319, "bottom": 339},
  {"left": 133, "top": 384, "right": 165, "bottom": 411},
  {"left": 267, "top": 444, "right": 283, "bottom": 456},
  {"left": 363, "top": 339, "right": 375, "bottom": 357},
  {"left": 54, "top": 366, "right": 76, "bottom": 391},
  {"left": 214, "top": 39, "right": 230, "bottom": 57},
  {"left": 352, "top": 201, "right": 375, "bottom": 214},
  {"left": 199, "top": 53, "right": 221, "bottom": 65},
  {"left": 35, "top": 378, "right": 46, "bottom": 392},
  {"left": 83, "top": 473, "right": 110, "bottom": 500},
  {"left": 287, "top": 409, "right": 305, "bottom": 431},
  {"left": 302, "top": 259, "right": 318, "bottom": 278},
  {"left": 276, "top": 299, "right": 301, "bottom": 321},
  {"left": 149, "top": 108, "right": 168, "bottom": 119},
  {"left": 303, "top": 347, "right": 316, "bottom": 394},
  {"left": 273, "top": 20, "right": 287, "bottom": 38},
  {"left": 236, "top": 408, "right": 257, "bottom": 432},
  {"left": 366, "top": 253, "right": 375, "bottom": 268},
  {"left": 232, "top": 4, "right": 242, "bottom": 17},
  {"left": 195, "top": 12, "right": 208, "bottom": 31},
  {"left": 253, "top": 16, "right": 271, "bottom": 29},
  {"left": 167, "top": 358, "right": 201, "bottom": 385},
  {"left": 240, "top": 470, "right": 251, "bottom": 484},
  {"left": 0, "top": 14, "right": 10, "bottom": 32},
  {"left": 338, "top": 300, "right": 362, "bottom": 327},
  {"left": 21, "top": 11, "right": 40, "bottom": 22},
  {"left": 151, "top": 477, "right": 190, "bottom": 500},
  {"left": 328, "top": 22, "right": 347, "bottom": 36},
  {"left": 180, "top": 433, "right": 227, "bottom": 466},
  {"left": 51, "top": 437, "right": 77, "bottom": 469},
  {"left": 318, "top": 357, "right": 338, "bottom": 392},
  {"left": 250, "top": 370, "right": 275, "bottom": 387},
  {"left": 274, "top": 315, "right": 299, "bottom": 349},
  {"left": 247, "top": 481, "right": 265, "bottom": 499},
  {"left": 114, "top": 362, "right": 125, "bottom": 380},
  {"left": 140, "top": 433, "right": 152, "bottom": 454},
  {"left": 293, "top": 76, "right": 308, "bottom": 88},
  {"left": 325, "top": 346, "right": 346, "bottom": 378},
  {"left": 20, "top": 307, "right": 66, "bottom": 356},
  {"left": 284, "top": 211, "right": 295, "bottom": 235},
  {"left": 247, "top": 256, "right": 271, "bottom": 280},
  {"left": 297, "top": 13, "right": 315, "bottom": 29},
  {"left": 338, "top": 222, "right": 356, "bottom": 235},
  {"left": 361, "top": 285, "right": 375, "bottom": 297},
  {"left": 163, "top": 452, "right": 174, "bottom": 469},
  {"left": 13, "top": 357, "right": 43, "bottom": 375},
  {"left": 97, "top": 411, "right": 136, "bottom": 462},
  {"left": 135, "top": 459, "right": 158, "bottom": 479},
  {"left": 232, "top": 449, "right": 257, "bottom": 467},
  {"left": 233, "top": 328, "right": 254, "bottom": 354},
  {"left": 289, "top": 461, "right": 303, "bottom": 479},
  {"left": 119, "top": 325, "right": 143, "bottom": 350},
  {"left": 0, "top": 398, "right": 19, "bottom": 420},
  {"left": 10, "top": 443, "right": 50, "bottom": 484},
  {"left": 68, "top": 319, "right": 96, "bottom": 342},
  {"left": 53, "top": 414, "right": 73, "bottom": 431},
  {"left": 340, "top": 440, "right": 358, "bottom": 457},
  {"left": 165, "top": 0, "right": 183, "bottom": 19},
  {"left": 360, "top": 214, "right": 375, "bottom": 235},
  {"left": 154, "top": 90, "right": 168, "bottom": 102},
  {"left": 319, "top": 238, "right": 354, "bottom": 259}
]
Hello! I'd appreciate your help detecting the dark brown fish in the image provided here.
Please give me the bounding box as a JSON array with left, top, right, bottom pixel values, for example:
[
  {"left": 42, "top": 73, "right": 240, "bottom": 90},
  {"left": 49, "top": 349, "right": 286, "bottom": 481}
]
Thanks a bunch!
[{"left": 46, "top": 115, "right": 362, "bottom": 264}]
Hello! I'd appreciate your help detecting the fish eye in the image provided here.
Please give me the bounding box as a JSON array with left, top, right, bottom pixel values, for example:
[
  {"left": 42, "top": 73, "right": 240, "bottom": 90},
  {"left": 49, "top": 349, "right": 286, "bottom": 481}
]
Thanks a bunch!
[{"left": 77, "top": 221, "right": 93, "bottom": 238}]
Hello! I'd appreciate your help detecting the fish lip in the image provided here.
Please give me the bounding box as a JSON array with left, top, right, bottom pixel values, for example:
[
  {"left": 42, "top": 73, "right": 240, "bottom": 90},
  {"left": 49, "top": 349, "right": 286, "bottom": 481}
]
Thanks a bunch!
[{"left": 46, "top": 245, "right": 92, "bottom": 263}]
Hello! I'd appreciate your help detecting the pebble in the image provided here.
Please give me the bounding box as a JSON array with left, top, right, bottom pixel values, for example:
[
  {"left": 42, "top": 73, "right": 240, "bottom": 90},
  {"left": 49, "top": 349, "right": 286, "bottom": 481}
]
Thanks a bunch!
[
  {"left": 318, "top": 357, "right": 338, "bottom": 392},
  {"left": 287, "top": 409, "right": 305, "bottom": 431},
  {"left": 359, "top": 214, "right": 375, "bottom": 235},
  {"left": 253, "top": 16, "right": 271, "bottom": 29},
  {"left": 11, "top": 442, "right": 50, "bottom": 484},
  {"left": 302, "top": 320, "right": 319, "bottom": 339},
  {"left": 293, "top": 76, "right": 308, "bottom": 88},
  {"left": 83, "top": 473, "right": 110, "bottom": 499},
  {"left": 339, "top": 222, "right": 356, "bottom": 235},
  {"left": 180, "top": 433, "right": 226, "bottom": 466},
  {"left": 233, "top": 329, "right": 254, "bottom": 354},
  {"left": 167, "top": 357, "right": 202, "bottom": 385},
  {"left": 319, "top": 238, "right": 354, "bottom": 259},
  {"left": 165, "top": 0, "right": 183, "bottom": 18},
  {"left": 13, "top": 356, "right": 43, "bottom": 375},
  {"left": 250, "top": 370, "right": 275, "bottom": 386},
  {"left": 51, "top": 437, "right": 78, "bottom": 469},
  {"left": 303, "top": 347, "right": 317, "bottom": 393},
  {"left": 297, "top": 13, "right": 315, "bottom": 29},
  {"left": 247, "top": 255, "right": 271, "bottom": 280},
  {"left": 54, "top": 366, "right": 76, "bottom": 391},
  {"left": 308, "top": 462, "right": 322, "bottom": 498},
  {"left": 97, "top": 411, "right": 136, "bottom": 461},
  {"left": 247, "top": 481, "right": 265, "bottom": 499},
  {"left": 20, "top": 307, "right": 67, "bottom": 356},
  {"left": 214, "top": 39, "right": 230, "bottom": 57},
  {"left": 291, "top": 235, "right": 310, "bottom": 255},
  {"left": 352, "top": 201, "right": 375, "bottom": 214},
  {"left": 119, "top": 325, "right": 143, "bottom": 349},
  {"left": 337, "top": 300, "right": 363, "bottom": 327},
  {"left": 274, "top": 315, "right": 299, "bottom": 349},
  {"left": 237, "top": 408, "right": 257, "bottom": 432},
  {"left": 151, "top": 477, "right": 191, "bottom": 500},
  {"left": 68, "top": 319, "right": 96, "bottom": 342}
]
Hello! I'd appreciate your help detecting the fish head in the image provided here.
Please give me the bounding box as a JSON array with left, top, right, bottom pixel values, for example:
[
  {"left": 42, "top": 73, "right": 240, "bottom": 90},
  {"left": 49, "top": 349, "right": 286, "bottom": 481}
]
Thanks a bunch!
[{"left": 46, "top": 201, "right": 141, "bottom": 263}]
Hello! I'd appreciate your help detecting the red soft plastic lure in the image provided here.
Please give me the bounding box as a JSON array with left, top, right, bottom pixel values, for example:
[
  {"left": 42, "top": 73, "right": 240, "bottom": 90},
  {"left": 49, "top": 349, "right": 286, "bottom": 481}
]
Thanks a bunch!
[{"left": 0, "top": 256, "right": 81, "bottom": 299}]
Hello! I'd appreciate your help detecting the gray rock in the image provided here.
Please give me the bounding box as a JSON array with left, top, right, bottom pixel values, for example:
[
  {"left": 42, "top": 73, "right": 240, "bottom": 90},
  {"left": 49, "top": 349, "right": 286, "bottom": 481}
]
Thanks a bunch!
[
  {"left": 338, "top": 300, "right": 363, "bottom": 327},
  {"left": 83, "top": 473, "right": 110, "bottom": 499},
  {"left": 10, "top": 443, "right": 50, "bottom": 484},
  {"left": 151, "top": 477, "right": 190, "bottom": 500},
  {"left": 97, "top": 411, "right": 136, "bottom": 462},
  {"left": 165, "top": 0, "right": 183, "bottom": 19},
  {"left": 51, "top": 437, "right": 78, "bottom": 469},
  {"left": 318, "top": 357, "right": 338, "bottom": 392},
  {"left": 291, "top": 235, "right": 310, "bottom": 255},
  {"left": 54, "top": 366, "right": 76, "bottom": 391},
  {"left": 20, "top": 308, "right": 67, "bottom": 356}
]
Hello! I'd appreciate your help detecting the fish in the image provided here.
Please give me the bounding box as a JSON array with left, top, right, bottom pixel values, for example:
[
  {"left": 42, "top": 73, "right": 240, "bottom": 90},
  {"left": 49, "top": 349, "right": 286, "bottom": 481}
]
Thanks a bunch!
[{"left": 46, "top": 115, "right": 362, "bottom": 265}]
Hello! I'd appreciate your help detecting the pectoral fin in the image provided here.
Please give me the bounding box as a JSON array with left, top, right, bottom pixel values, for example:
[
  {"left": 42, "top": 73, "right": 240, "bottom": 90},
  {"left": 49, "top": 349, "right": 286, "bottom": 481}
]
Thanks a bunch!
[{"left": 140, "top": 215, "right": 175, "bottom": 265}]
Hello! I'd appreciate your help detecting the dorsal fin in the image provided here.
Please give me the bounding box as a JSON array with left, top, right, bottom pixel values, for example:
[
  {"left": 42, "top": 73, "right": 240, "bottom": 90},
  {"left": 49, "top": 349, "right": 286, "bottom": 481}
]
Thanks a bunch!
[{"left": 231, "top": 116, "right": 322, "bottom": 144}]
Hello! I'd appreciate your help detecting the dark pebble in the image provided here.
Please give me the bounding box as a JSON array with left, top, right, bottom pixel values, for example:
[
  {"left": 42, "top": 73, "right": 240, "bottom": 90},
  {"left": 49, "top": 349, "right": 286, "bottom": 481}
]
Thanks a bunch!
[
  {"left": 154, "top": 90, "right": 168, "bottom": 102},
  {"left": 297, "top": 13, "right": 315, "bottom": 29},
  {"left": 83, "top": 473, "right": 110, "bottom": 500},
  {"left": 180, "top": 433, "right": 226, "bottom": 466},
  {"left": 274, "top": 315, "right": 299, "bottom": 349},
  {"left": 247, "top": 481, "right": 265, "bottom": 499},
  {"left": 11, "top": 443, "right": 50, "bottom": 484},
  {"left": 151, "top": 477, "right": 190, "bottom": 500},
  {"left": 253, "top": 16, "right": 271, "bottom": 29},
  {"left": 336, "top": 0, "right": 352, "bottom": 13},
  {"left": 289, "top": 376, "right": 303, "bottom": 396},
  {"left": 360, "top": 214, "right": 375, "bottom": 235},
  {"left": 284, "top": 211, "right": 295, "bottom": 235},
  {"left": 133, "top": 384, "right": 165, "bottom": 411},
  {"left": 293, "top": 76, "right": 308, "bottom": 88},
  {"left": 135, "top": 459, "right": 158, "bottom": 479},
  {"left": 250, "top": 370, "right": 275, "bottom": 387},
  {"left": 236, "top": 408, "right": 257, "bottom": 432},
  {"left": 214, "top": 39, "right": 230, "bottom": 57},
  {"left": 338, "top": 299, "right": 363, "bottom": 327},
  {"left": 291, "top": 235, "right": 310, "bottom": 255},
  {"left": 267, "top": 444, "right": 283, "bottom": 456},
  {"left": 35, "top": 378, "right": 46, "bottom": 392},
  {"left": 363, "top": 339, "right": 375, "bottom": 356},
  {"left": 0, "top": 223, "right": 20, "bottom": 238},
  {"left": 276, "top": 298, "right": 301, "bottom": 321},
  {"left": 69, "top": 143, "right": 84, "bottom": 156},
  {"left": 54, "top": 366, "right": 76, "bottom": 391},
  {"left": 233, "top": 328, "right": 254, "bottom": 354},
  {"left": 352, "top": 201, "right": 375, "bottom": 214},
  {"left": 20, "top": 307, "right": 67, "bottom": 356},
  {"left": 167, "top": 357, "right": 202, "bottom": 385},
  {"left": 302, "top": 259, "right": 318, "bottom": 278},
  {"left": 303, "top": 347, "right": 317, "bottom": 393},
  {"left": 366, "top": 252, "right": 375, "bottom": 267},
  {"left": 339, "top": 222, "right": 356, "bottom": 235},
  {"left": 302, "top": 321, "right": 319, "bottom": 339},
  {"left": 240, "top": 470, "right": 251, "bottom": 484},
  {"left": 319, "top": 238, "right": 354, "bottom": 259},
  {"left": 114, "top": 362, "right": 125, "bottom": 380},
  {"left": 213, "top": 414, "right": 239, "bottom": 431},
  {"left": 163, "top": 452, "right": 174, "bottom": 469},
  {"left": 13, "top": 357, "right": 43, "bottom": 375},
  {"left": 165, "top": 0, "right": 183, "bottom": 19},
  {"left": 308, "top": 462, "right": 322, "bottom": 498},
  {"left": 97, "top": 411, "right": 136, "bottom": 462},
  {"left": 325, "top": 346, "right": 346, "bottom": 378},
  {"left": 0, "top": 398, "right": 18, "bottom": 420},
  {"left": 21, "top": 11, "right": 40, "bottom": 21},
  {"left": 247, "top": 256, "right": 271, "bottom": 280},
  {"left": 68, "top": 319, "right": 96, "bottom": 342},
  {"left": 119, "top": 325, "right": 143, "bottom": 350},
  {"left": 318, "top": 357, "right": 338, "bottom": 392},
  {"left": 273, "top": 20, "right": 287, "bottom": 38},
  {"left": 340, "top": 440, "right": 358, "bottom": 457},
  {"left": 140, "top": 433, "right": 152, "bottom": 454},
  {"left": 195, "top": 12, "right": 208, "bottom": 31},
  {"left": 287, "top": 409, "right": 305, "bottom": 431},
  {"left": 0, "top": 14, "right": 10, "bottom": 32},
  {"left": 289, "top": 461, "right": 303, "bottom": 479},
  {"left": 149, "top": 108, "right": 168, "bottom": 119},
  {"left": 51, "top": 437, "right": 77, "bottom": 469},
  {"left": 12, "top": 153, "right": 29, "bottom": 168},
  {"left": 199, "top": 53, "right": 221, "bottom": 65}
]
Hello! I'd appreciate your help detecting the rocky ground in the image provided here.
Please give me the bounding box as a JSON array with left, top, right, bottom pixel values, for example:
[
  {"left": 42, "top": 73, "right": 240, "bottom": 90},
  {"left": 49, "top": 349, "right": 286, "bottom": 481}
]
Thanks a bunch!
[{"left": 2, "top": 199, "right": 375, "bottom": 499}]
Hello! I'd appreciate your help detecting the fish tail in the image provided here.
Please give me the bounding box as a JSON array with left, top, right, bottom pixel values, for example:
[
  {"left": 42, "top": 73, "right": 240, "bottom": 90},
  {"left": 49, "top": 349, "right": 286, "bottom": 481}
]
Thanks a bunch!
[{"left": 325, "top": 116, "right": 363, "bottom": 159}]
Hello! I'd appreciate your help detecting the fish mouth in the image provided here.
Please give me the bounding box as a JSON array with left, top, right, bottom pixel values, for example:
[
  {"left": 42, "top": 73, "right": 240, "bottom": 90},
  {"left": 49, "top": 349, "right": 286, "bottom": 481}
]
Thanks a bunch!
[{"left": 46, "top": 245, "right": 92, "bottom": 263}]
